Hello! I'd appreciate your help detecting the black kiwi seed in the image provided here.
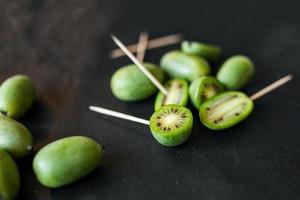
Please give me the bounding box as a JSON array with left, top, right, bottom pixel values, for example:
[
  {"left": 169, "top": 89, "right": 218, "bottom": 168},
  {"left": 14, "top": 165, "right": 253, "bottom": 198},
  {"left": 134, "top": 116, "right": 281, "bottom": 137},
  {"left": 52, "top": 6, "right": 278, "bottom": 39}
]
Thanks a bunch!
[
  {"left": 235, "top": 113, "right": 240, "bottom": 116},
  {"left": 157, "top": 123, "right": 161, "bottom": 127},
  {"left": 0, "top": 110, "right": 7, "bottom": 116}
]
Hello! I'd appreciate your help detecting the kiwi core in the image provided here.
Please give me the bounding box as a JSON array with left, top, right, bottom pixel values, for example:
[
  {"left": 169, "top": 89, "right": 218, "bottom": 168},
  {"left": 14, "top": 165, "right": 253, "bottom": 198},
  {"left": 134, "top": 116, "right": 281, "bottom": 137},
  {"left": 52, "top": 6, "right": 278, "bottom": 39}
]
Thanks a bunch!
[
  {"left": 156, "top": 108, "right": 186, "bottom": 131},
  {"left": 164, "top": 81, "right": 184, "bottom": 105},
  {"left": 202, "top": 84, "right": 219, "bottom": 100},
  {"left": 206, "top": 95, "right": 247, "bottom": 124}
]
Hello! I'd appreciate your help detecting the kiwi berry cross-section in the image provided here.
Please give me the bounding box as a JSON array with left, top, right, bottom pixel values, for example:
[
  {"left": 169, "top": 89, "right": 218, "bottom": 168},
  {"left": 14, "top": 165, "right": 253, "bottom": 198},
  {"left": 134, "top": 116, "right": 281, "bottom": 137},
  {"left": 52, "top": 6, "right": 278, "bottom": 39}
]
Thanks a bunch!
[
  {"left": 199, "top": 91, "right": 253, "bottom": 130},
  {"left": 150, "top": 105, "right": 193, "bottom": 147},
  {"left": 154, "top": 79, "right": 189, "bottom": 111},
  {"left": 189, "top": 76, "right": 224, "bottom": 109}
]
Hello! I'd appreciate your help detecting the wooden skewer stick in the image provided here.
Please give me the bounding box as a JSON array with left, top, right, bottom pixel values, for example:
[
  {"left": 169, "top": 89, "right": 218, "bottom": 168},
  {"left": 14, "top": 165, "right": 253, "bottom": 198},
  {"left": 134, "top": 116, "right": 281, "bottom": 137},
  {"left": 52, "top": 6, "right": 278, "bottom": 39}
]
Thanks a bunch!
[
  {"left": 111, "top": 33, "right": 183, "bottom": 59},
  {"left": 111, "top": 35, "right": 169, "bottom": 95},
  {"left": 136, "top": 31, "right": 149, "bottom": 62},
  {"left": 250, "top": 74, "right": 293, "bottom": 101},
  {"left": 89, "top": 106, "right": 150, "bottom": 125}
]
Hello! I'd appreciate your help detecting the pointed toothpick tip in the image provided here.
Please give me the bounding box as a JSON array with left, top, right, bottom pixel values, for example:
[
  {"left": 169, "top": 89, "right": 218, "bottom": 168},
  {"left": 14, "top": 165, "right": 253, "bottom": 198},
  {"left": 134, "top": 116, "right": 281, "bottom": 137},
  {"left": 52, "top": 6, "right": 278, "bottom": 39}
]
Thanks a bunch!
[{"left": 111, "top": 34, "right": 118, "bottom": 42}]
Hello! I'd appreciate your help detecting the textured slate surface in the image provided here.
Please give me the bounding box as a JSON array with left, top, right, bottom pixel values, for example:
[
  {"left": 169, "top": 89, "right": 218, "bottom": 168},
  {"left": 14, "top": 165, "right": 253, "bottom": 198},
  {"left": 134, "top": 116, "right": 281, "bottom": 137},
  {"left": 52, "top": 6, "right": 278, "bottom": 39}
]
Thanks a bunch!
[{"left": 0, "top": 0, "right": 299, "bottom": 199}]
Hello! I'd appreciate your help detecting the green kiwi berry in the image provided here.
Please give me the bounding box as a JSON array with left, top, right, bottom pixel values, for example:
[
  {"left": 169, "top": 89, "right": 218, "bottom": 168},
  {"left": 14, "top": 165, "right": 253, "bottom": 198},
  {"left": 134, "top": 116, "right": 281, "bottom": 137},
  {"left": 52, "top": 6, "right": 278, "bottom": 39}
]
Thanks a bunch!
[
  {"left": 33, "top": 136, "right": 103, "bottom": 188},
  {"left": 217, "top": 55, "right": 254, "bottom": 90},
  {"left": 160, "top": 50, "right": 210, "bottom": 82},
  {"left": 199, "top": 91, "right": 253, "bottom": 130},
  {"left": 150, "top": 105, "right": 193, "bottom": 147},
  {"left": 154, "top": 79, "right": 189, "bottom": 111},
  {"left": 0, "top": 149, "right": 20, "bottom": 200},
  {"left": 0, "top": 75, "right": 36, "bottom": 119},
  {"left": 189, "top": 76, "right": 224, "bottom": 109},
  {"left": 0, "top": 116, "right": 33, "bottom": 159},
  {"left": 181, "top": 41, "right": 222, "bottom": 61},
  {"left": 111, "top": 63, "right": 164, "bottom": 101}
]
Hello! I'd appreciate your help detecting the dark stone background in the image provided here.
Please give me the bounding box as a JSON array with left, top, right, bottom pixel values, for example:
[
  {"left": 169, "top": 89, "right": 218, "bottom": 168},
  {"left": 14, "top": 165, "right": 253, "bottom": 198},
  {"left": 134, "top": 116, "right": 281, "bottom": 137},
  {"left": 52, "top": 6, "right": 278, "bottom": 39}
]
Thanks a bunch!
[{"left": 0, "top": 0, "right": 299, "bottom": 199}]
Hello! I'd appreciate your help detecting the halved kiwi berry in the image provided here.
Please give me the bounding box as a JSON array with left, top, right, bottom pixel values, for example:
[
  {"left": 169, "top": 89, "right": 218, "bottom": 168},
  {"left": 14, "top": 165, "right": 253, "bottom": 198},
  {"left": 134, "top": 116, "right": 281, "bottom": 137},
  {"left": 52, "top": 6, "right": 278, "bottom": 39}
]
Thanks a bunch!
[
  {"left": 154, "top": 79, "right": 189, "bottom": 111},
  {"left": 189, "top": 76, "right": 224, "bottom": 109},
  {"left": 199, "top": 91, "right": 253, "bottom": 130},
  {"left": 150, "top": 105, "right": 193, "bottom": 147}
]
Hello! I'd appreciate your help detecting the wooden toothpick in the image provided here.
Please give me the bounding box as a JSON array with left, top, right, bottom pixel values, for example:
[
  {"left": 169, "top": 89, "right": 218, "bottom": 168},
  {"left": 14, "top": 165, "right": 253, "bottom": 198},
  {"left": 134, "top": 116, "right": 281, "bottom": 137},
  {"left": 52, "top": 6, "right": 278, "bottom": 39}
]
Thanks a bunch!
[
  {"left": 136, "top": 31, "right": 149, "bottom": 62},
  {"left": 111, "top": 33, "right": 183, "bottom": 59},
  {"left": 250, "top": 74, "right": 293, "bottom": 101},
  {"left": 111, "top": 35, "right": 169, "bottom": 95},
  {"left": 89, "top": 106, "right": 150, "bottom": 125}
]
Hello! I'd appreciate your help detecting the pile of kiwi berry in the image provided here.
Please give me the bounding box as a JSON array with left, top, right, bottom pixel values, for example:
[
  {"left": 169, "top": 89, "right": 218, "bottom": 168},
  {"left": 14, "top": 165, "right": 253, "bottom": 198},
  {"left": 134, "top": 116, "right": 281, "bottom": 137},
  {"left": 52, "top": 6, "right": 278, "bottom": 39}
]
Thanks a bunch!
[
  {"left": 0, "top": 75, "right": 103, "bottom": 199},
  {"left": 0, "top": 37, "right": 289, "bottom": 199},
  {"left": 111, "top": 40, "right": 257, "bottom": 147}
]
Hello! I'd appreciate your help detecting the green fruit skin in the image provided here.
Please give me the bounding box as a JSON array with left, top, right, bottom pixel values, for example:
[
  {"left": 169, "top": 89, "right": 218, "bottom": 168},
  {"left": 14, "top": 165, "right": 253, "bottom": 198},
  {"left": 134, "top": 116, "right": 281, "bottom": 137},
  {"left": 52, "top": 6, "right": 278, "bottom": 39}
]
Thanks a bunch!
[
  {"left": 33, "top": 136, "right": 103, "bottom": 188},
  {"left": 181, "top": 41, "right": 222, "bottom": 61},
  {"left": 154, "top": 79, "right": 189, "bottom": 111},
  {"left": 0, "top": 116, "right": 33, "bottom": 159},
  {"left": 111, "top": 63, "right": 165, "bottom": 101},
  {"left": 217, "top": 55, "right": 254, "bottom": 90},
  {"left": 189, "top": 76, "right": 224, "bottom": 109},
  {"left": 0, "top": 149, "right": 20, "bottom": 200},
  {"left": 199, "top": 91, "right": 254, "bottom": 130},
  {"left": 150, "top": 105, "right": 193, "bottom": 147},
  {"left": 160, "top": 50, "right": 211, "bottom": 82},
  {"left": 0, "top": 75, "right": 36, "bottom": 119}
]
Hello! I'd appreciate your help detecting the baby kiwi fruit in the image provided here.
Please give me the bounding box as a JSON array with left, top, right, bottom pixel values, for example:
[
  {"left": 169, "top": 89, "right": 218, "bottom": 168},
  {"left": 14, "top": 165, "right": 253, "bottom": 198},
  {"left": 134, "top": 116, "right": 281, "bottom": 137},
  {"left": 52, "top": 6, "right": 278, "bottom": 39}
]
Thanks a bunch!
[
  {"left": 181, "top": 41, "right": 222, "bottom": 61},
  {"left": 160, "top": 50, "right": 210, "bottom": 82},
  {"left": 217, "top": 55, "right": 254, "bottom": 90},
  {"left": 0, "top": 75, "right": 36, "bottom": 119},
  {"left": 150, "top": 105, "right": 193, "bottom": 147},
  {"left": 199, "top": 91, "right": 253, "bottom": 130},
  {"left": 154, "top": 79, "right": 189, "bottom": 111},
  {"left": 189, "top": 76, "right": 224, "bottom": 109},
  {"left": 111, "top": 63, "right": 164, "bottom": 101}
]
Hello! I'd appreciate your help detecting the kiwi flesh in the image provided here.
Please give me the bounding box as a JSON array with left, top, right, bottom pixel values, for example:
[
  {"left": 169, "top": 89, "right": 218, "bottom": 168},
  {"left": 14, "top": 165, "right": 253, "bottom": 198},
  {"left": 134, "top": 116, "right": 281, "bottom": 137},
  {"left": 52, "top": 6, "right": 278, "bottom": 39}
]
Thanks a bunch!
[
  {"left": 150, "top": 105, "right": 193, "bottom": 147},
  {"left": 189, "top": 76, "right": 224, "bottom": 109},
  {"left": 199, "top": 91, "right": 253, "bottom": 130},
  {"left": 154, "top": 79, "right": 189, "bottom": 111}
]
